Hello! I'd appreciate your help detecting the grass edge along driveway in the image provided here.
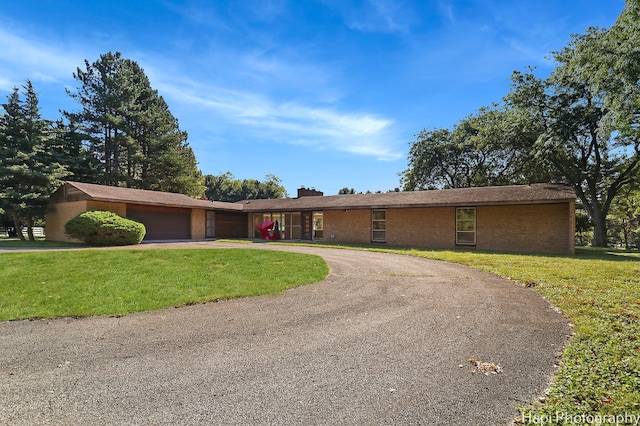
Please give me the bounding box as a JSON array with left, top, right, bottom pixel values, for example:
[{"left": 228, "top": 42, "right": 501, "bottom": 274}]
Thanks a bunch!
[
  {"left": 0, "top": 248, "right": 328, "bottom": 321},
  {"left": 387, "top": 246, "right": 640, "bottom": 424},
  {"left": 2, "top": 242, "right": 639, "bottom": 422},
  {"left": 268, "top": 241, "right": 640, "bottom": 423}
]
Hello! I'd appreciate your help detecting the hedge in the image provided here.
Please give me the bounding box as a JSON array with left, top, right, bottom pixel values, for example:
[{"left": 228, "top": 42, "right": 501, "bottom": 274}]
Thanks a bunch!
[{"left": 64, "top": 211, "right": 146, "bottom": 246}]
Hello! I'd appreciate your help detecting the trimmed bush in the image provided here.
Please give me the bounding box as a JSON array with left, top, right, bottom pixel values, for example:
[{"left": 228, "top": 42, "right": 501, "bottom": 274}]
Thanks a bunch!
[{"left": 64, "top": 211, "right": 146, "bottom": 246}]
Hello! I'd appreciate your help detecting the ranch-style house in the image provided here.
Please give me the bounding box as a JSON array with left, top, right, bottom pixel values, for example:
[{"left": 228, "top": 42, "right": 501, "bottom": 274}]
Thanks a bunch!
[{"left": 45, "top": 181, "right": 576, "bottom": 254}]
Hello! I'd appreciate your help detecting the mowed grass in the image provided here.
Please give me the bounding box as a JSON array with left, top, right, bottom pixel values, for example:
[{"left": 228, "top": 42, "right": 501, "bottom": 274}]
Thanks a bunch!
[
  {"left": 0, "top": 238, "right": 81, "bottom": 248},
  {"left": 0, "top": 248, "right": 328, "bottom": 321},
  {"left": 388, "top": 247, "right": 640, "bottom": 420},
  {"left": 2, "top": 240, "right": 638, "bottom": 419},
  {"left": 295, "top": 240, "right": 640, "bottom": 419}
]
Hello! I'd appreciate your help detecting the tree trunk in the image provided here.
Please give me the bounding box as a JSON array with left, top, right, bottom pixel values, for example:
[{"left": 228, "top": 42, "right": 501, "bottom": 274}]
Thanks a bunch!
[
  {"left": 591, "top": 208, "right": 608, "bottom": 247},
  {"left": 12, "top": 213, "right": 25, "bottom": 241},
  {"left": 26, "top": 216, "right": 35, "bottom": 241},
  {"left": 113, "top": 128, "right": 120, "bottom": 185}
]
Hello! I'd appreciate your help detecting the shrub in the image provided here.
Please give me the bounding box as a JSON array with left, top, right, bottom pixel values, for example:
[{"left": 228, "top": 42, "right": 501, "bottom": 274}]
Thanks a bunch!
[{"left": 64, "top": 211, "right": 146, "bottom": 246}]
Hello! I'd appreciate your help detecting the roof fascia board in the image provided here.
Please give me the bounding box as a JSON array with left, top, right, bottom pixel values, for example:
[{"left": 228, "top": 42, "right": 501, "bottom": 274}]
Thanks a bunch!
[{"left": 239, "top": 198, "right": 575, "bottom": 212}]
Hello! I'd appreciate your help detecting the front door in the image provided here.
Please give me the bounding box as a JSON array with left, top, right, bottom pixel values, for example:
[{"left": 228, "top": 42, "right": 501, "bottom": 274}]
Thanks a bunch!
[{"left": 301, "top": 211, "right": 312, "bottom": 240}]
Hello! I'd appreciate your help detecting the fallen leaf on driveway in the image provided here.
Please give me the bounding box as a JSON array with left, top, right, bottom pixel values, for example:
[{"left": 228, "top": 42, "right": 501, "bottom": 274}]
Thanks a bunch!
[{"left": 468, "top": 357, "right": 503, "bottom": 375}]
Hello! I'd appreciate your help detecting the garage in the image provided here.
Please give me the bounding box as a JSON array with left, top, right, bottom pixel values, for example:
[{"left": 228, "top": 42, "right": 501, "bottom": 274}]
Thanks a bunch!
[
  {"left": 127, "top": 206, "right": 191, "bottom": 240},
  {"left": 215, "top": 211, "right": 248, "bottom": 238}
]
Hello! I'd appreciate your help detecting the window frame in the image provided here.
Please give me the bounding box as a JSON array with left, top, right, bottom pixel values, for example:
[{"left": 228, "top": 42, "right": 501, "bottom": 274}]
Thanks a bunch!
[
  {"left": 455, "top": 207, "right": 476, "bottom": 246},
  {"left": 371, "top": 209, "right": 387, "bottom": 242},
  {"left": 206, "top": 210, "right": 215, "bottom": 238},
  {"left": 313, "top": 211, "right": 323, "bottom": 240}
]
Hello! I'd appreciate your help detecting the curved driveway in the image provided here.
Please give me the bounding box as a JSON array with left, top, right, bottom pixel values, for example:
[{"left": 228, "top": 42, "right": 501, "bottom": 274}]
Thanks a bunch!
[{"left": 0, "top": 242, "right": 569, "bottom": 425}]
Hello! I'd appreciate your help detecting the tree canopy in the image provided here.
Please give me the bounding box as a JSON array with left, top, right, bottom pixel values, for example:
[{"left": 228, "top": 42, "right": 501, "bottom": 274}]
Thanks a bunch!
[
  {"left": 338, "top": 187, "right": 357, "bottom": 194},
  {"left": 0, "top": 81, "right": 70, "bottom": 240},
  {"left": 401, "top": 104, "right": 550, "bottom": 190},
  {"left": 505, "top": 2, "right": 640, "bottom": 247},
  {"left": 402, "top": 1, "right": 640, "bottom": 247},
  {"left": 1, "top": 53, "right": 297, "bottom": 238},
  {"left": 64, "top": 51, "right": 204, "bottom": 196},
  {"left": 204, "top": 172, "right": 288, "bottom": 202}
]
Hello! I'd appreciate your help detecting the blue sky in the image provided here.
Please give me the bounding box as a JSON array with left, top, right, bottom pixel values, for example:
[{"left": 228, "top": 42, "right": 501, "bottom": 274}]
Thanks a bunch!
[{"left": 0, "top": 0, "right": 626, "bottom": 196}]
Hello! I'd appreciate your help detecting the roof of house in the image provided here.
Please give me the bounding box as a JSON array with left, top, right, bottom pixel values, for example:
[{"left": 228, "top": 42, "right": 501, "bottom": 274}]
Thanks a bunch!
[
  {"left": 54, "top": 182, "right": 574, "bottom": 212},
  {"left": 238, "top": 183, "right": 575, "bottom": 212},
  {"left": 58, "top": 181, "right": 244, "bottom": 211}
]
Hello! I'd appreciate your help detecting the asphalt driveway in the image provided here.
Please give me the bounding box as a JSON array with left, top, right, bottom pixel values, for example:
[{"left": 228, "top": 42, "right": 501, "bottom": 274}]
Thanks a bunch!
[{"left": 0, "top": 242, "right": 570, "bottom": 425}]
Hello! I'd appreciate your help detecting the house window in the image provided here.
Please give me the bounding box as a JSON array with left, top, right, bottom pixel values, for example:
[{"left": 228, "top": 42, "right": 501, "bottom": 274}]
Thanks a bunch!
[
  {"left": 206, "top": 211, "right": 215, "bottom": 238},
  {"left": 313, "top": 212, "right": 323, "bottom": 240},
  {"left": 456, "top": 207, "right": 476, "bottom": 245},
  {"left": 372, "top": 209, "right": 386, "bottom": 242}
]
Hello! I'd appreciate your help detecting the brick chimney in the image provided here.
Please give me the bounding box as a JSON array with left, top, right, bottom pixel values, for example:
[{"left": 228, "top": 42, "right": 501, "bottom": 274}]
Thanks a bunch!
[{"left": 297, "top": 187, "right": 324, "bottom": 198}]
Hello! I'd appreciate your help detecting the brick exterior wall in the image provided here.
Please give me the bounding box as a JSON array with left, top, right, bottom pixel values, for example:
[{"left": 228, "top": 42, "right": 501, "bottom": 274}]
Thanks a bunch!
[
  {"left": 45, "top": 201, "right": 89, "bottom": 242},
  {"left": 87, "top": 201, "right": 127, "bottom": 217},
  {"left": 323, "top": 209, "right": 371, "bottom": 244},
  {"left": 476, "top": 202, "right": 574, "bottom": 254},
  {"left": 45, "top": 200, "right": 127, "bottom": 243},
  {"left": 387, "top": 207, "right": 456, "bottom": 249},
  {"left": 191, "top": 208, "right": 206, "bottom": 240},
  {"left": 323, "top": 202, "right": 574, "bottom": 254},
  {"left": 324, "top": 207, "right": 457, "bottom": 249}
]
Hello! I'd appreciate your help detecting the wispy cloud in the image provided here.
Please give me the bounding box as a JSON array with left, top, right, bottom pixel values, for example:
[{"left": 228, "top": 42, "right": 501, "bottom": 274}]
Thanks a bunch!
[
  {"left": 154, "top": 76, "right": 402, "bottom": 161},
  {"left": 436, "top": 1, "right": 456, "bottom": 24},
  {"left": 325, "top": 0, "right": 417, "bottom": 34},
  {"left": 0, "top": 77, "right": 13, "bottom": 90},
  {"left": 236, "top": 50, "right": 344, "bottom": 103},
  {"left": 0, "top": 11, "right": 404, "bottom": 162},
  {"left": 0, "top": 26, "right": 84, "bottom": 89},
  {"left": 236, "top": 0, "right": 288, "bottom": 22},
  {"left": 506, "top": 38, "right": 554, "bottom": 66}
]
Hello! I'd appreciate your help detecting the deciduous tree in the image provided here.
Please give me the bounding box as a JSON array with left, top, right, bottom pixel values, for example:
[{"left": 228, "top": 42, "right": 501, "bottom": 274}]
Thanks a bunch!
[
  {"left": 338, "top": 187, "right": 356, "bottom": 194},
  {"left": 204, "top": 172, "right": 287, "bottom": 202},
  {"left": 403, "top": 1, "right": 640, "bottom": 247},
  {"left": 401, "top": 105, "right": 547, "bottom": 190},
  {"left": 506, "top": 2, "right": 640, "bottom": 247},
  {"left": 608, "top": 185, "right": 640, "bottom": 249}
]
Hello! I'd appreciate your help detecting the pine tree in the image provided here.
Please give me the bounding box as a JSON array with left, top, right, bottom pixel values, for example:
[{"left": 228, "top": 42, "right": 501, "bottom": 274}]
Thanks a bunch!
[
  {"left": 65, "top": 51, "right": 204, "bottom": 196},
  {"left": 0, "top": 87, "right": 27, "bottom": 239},
  {"left": 51, "top": 120, "right": 102, "bottom": 183},
  {"left": 0, "top": 81, "right": 70, "bottom": 240}
]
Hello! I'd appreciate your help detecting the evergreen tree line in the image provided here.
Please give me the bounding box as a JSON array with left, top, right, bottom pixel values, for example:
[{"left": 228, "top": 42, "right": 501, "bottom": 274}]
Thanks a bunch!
[
  {"left": 401, "top": 1, "right": 640, "bottom": 248},
  {"left": 0, "top": 51, "right": 289, "bottom": 240},
  {"left": 0, "top": 81, "right": 70, "bottom": 240},
  {"left": 0, "top": 51, "right": 204, "bottom": 239},
  {"left": 65, "top": 52, "right": 204, "bottom": 196}
]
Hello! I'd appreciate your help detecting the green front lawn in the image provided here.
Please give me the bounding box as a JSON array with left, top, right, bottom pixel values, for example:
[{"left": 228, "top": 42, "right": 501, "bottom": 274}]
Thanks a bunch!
[
  {"left": 392, "top": 247, "right": 640, "bottom": 421},
  {"left": 286, "top": 241, "right": 639, "bottom": 419},
  {"left": 1, "top": 241, "right": 638, "bottom": 420},
  {"left": 0, "top": 248, "right": 328, "bottom": 321},
  {"left": 0, "top": 238, "right": 82, "bottom": 248}
]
